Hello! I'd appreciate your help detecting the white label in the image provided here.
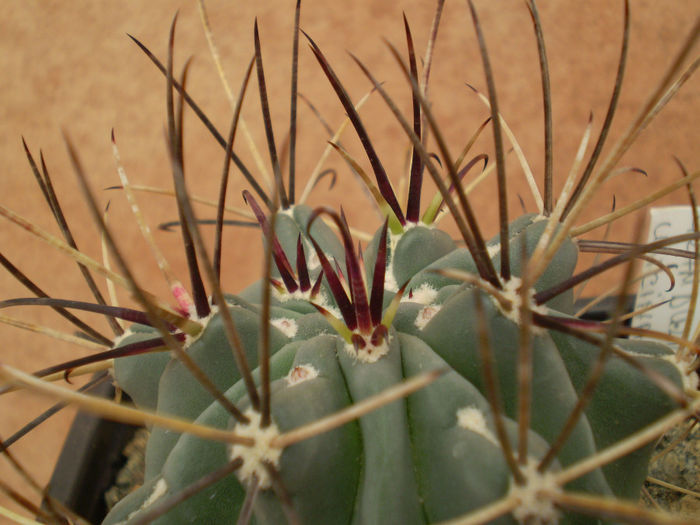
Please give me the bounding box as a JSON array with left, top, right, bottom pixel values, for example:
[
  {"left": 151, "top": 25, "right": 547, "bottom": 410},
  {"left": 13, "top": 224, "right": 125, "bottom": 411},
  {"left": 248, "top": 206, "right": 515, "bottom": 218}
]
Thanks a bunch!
[{"left": 632, "top": 206, "right": 699, "bottom": 337}]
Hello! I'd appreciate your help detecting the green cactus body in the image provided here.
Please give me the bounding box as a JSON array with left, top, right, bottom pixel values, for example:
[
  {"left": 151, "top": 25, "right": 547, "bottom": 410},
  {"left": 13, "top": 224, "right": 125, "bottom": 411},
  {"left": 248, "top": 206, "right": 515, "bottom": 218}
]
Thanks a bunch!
[{"left": 103, "top": 213, "right": 684, "bottom": 524}]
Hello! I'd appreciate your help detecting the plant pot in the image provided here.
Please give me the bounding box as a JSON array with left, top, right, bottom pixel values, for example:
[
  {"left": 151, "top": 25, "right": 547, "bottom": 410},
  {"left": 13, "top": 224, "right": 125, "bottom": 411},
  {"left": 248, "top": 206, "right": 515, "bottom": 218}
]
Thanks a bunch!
[{"left": 47, "top": 379, "right": 139, "bottom": 523}]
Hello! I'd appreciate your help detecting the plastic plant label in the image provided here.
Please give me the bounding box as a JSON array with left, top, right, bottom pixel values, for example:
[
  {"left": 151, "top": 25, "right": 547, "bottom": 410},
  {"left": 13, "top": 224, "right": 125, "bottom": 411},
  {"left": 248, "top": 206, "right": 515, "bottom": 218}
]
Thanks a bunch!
[{"left": 632, "top": 206, "right": 699, "bottom": 338}]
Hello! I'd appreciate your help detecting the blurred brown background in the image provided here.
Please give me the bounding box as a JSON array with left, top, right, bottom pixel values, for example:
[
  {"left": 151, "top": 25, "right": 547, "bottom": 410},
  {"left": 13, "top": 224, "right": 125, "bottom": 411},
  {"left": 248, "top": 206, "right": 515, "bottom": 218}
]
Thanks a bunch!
[{"left": 1, "top": 0, "right": 697, "bottom": 518}]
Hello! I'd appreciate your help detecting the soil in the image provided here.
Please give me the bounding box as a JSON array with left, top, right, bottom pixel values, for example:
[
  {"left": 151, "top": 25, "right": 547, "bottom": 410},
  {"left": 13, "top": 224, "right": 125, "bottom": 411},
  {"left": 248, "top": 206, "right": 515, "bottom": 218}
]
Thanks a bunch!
[
  {"left": 104, "top": 428, "right": 149, "bottom": 513},
  {"left": 644, "top": 420, "right": 700, "bottom": 517}
]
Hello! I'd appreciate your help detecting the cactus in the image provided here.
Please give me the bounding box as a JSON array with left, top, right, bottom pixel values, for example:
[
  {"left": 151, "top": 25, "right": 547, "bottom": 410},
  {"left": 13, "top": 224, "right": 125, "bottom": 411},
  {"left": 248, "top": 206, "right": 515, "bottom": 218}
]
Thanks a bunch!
[{"left": 0, "top": 1, "right": 698, "bottom": 524}]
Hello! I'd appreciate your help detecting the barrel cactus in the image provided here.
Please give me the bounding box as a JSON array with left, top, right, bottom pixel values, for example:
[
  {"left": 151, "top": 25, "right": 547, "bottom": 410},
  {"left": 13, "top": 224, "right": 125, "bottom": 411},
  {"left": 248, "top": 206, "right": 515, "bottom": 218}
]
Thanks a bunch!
[{"left": 0, "top": 1, "right": 698, "bottom": 524}]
